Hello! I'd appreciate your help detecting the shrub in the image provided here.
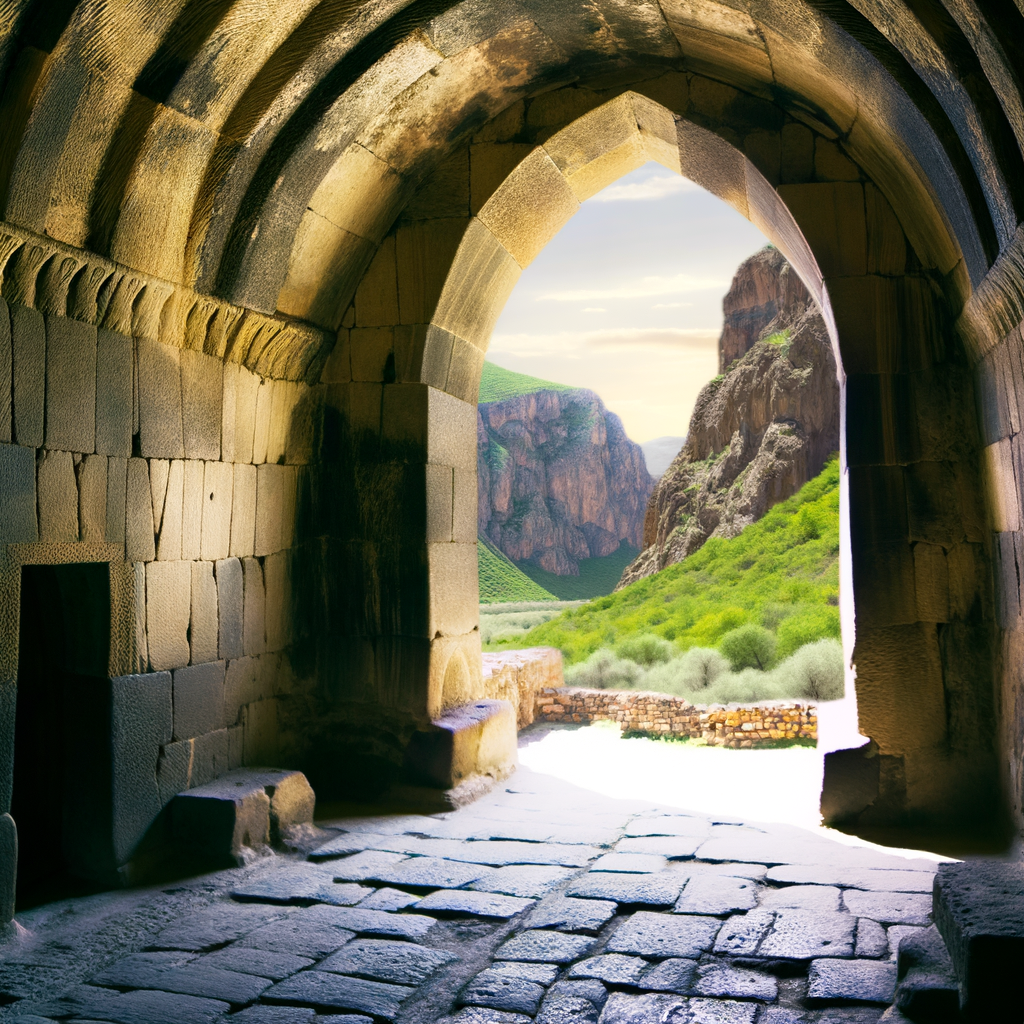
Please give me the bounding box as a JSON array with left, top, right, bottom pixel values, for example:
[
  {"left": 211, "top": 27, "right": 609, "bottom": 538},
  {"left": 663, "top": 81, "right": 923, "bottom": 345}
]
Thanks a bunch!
[
  {"left": 674, "top": 647, "right": 729, "bottom": 690},
  {"left": 564, "top": 649, "right": 643, "bottom": 690},
  {"left": 719, "top": 624, "right": 777, "bottom": 670},
  {"left": 775, "top": 638, "right": 845, "bottom": 701},
  {"left": 775, "top": 604, "right": 840, "bottom": 659},
  {"left": 705, "top": 667, "right": 783, "bottom": 705},
  {"left": 616, "top": 633, "right": 674, "bottom": 667}
]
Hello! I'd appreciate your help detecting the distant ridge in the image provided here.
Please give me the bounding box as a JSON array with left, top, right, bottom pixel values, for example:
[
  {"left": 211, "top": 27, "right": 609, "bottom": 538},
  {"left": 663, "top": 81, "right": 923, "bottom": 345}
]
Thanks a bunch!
[
  {"left": 640, "top": 436, "right": 687, "bottom": 478},
  {"left": 478, "top": 362, "right": 574, "bottom": 403}
]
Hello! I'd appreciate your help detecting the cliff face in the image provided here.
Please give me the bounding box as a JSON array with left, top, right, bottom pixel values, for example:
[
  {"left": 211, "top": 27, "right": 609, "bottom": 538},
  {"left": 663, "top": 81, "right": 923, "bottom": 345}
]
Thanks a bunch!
[
  {"left": 619, "top": 247, "right": 839, "bottom": 588},
  {"left": 478, "top": 388, "right": 654, "bottom": 575}
]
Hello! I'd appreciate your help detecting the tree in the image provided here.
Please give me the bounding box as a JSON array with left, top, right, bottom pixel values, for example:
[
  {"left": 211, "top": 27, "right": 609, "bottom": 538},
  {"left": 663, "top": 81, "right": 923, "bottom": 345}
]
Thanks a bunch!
[{"left": 719, "top": 624, "right": 777, "bottom": 671}]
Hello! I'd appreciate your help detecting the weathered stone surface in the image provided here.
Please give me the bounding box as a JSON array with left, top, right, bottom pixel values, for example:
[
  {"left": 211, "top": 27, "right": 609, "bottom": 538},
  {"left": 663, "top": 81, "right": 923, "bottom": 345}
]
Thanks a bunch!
[
  {"left": 856, "top": 918, "right": 890, "bottom": 959},
  {"left": 263, "top": 971, "right": 413, "bottom": 1019},
  {"left": 237, "top": 913, "right": 355, "bottom": 959},
  {"left": 190, "top": 561, "right": 219, "bottom": 665},
  {"left": 150, "top": 903, "right": 288, "bottom": 951},
  {"left": 495, "top": 929, "right": 595, "bottom": 963},
  {"left": 35, "top": 448, "right": 77, "bottom": 541},
  {"left": 637, "top": 958, "right": 698, "bottom": 994},
  {"left": 674, "top": 875, "right": 758, "bottom": 915},
  {"left": 616, "top": 836, "right": 702, "bottom": 859},
  {"left": 687, "top": 998, "right": 760, "bottom": 1023},
  {"left": 592, "top": 853, "right": 668, "bottom": 874},
  {"left": 224, "top": 1006, "right": 318, "bottom": 1024},
  {"left": 470, "top": 864, "right": 574, "bottom": 898},
  {"left": 358, "top": 887, "right": 420, "bottom": 911},
  {"left": 535, "top": 992, "right": 601, "bottom": 1023},
  {"left": 760, "top": 885, "right": 841, "bottom": 912},
  {"left": 765, "top": 865, "right": 934, "bottom": 892},
  {"left": 597, "top": 993, "right": 687, "bottom": 1023},
  {"left": 28, "top": 984, "right": 228, "bottom": 1024},
  {"left": 692, "top": 962, "right": 777, "bottom": 1001},
  {"left": 843, "top": 890, "right": 932, "bottom": 926},
  {"left": 461, "top": 969, "right": 546, "bottom": 1015},
  {"left": 807, "top": 958, "right": 898, "bottom": 1005},
  {"left": 525, "top": 896, "right": 618, "bottom": 934},
  {"left": 202, "top": 945, "right": 314, "bottom": 980},
  {"left": 231, "top": 869, "right": 368, "bottom": 907},
  {"left": 90, "top": 952, "right": 271, "bottom": 1005},
  {"left": 95, "top": 328, "right": 132, "bottom": 457},
  {"left": 713, "top": 910, "right": 776, "bottom": 955},
  {"left": 624, "top": 816, "right": 710, "bottom": 838},
  {"left": 360, "top": 856, "right": 493, "bottom": 891},
  {"left": 138, "top": 338, "right": 184, "bottom": 459},
  {"left": 414, "top": 888, "right": 534, "bottom": 918},
  {"left": 568, "top": 955, "right": 647, "bottom": 985},
  {"left": 11, "top": 303, "right": 44, "bottom": 448},
  {"left": 172, "top": 661, "right": 225, "bottom": 740},
  {"left": 317, "top": 937, "right": 457, "bottom": 985},
  {"left": 44, "top": 315, "right": 95, "bottom": 453},
  {"left": 302, "top": 906, "right": 437, "bottom": 940},
  {"left": 146, "top": 560, "right": 191, "bottom": 671},
  {"left": 566, "top": 873, "right": 682, "bottom": 906},
  {"left": 758, "top": 910, "right": 857, "bottom": 959},
  {"left": 216, "top": 557, "right": 244, "bottom": 660},
  {"left": 893, "top": 925, "right": 958, "bottom": 1021},
  {"left": 607, "top": 912, "right": 720, "bottom": 959},
  {"left": 331, "top": 850, "right": 413, "bottom": 880},
  {"left": 451, "top": 1008, "right": 531, "bottom": 1024},
  {"left": 0, "top": 442, "right": 36, "bottom": 542}
]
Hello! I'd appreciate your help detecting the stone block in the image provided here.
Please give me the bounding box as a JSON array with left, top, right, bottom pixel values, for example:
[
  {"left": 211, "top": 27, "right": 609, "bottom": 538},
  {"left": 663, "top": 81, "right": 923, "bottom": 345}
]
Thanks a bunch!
[
  {"left": 28, "top": 984, "right": 229, "bottom": 1024},
  {"left": 267, "top": 380, "right": 293, "bottom": 464},
  {"left": 0, "top": 812, "right": 14, "bottom": 924},
  {"left": 264, "top": 550, "right": 293, "bottom": 652},
  {"left": 461, "top": 968, "right": 546, "bottom": 1016},
  {"left": 568, "top": 954, "right": 646, "bottom": 986},
  {"left": 242, "top": 556, "right": 266, "bottom": 656},
  {"left": 95, "top": 328, "right": 133, "bottom": 457},
  {"left": 229, "top": 462, "right": 257, "bottom": 557},
  {"left": 221, "top": 361, "right": 237, "bottom": 462},
  {"left": 173, "top": 661, "right": 226, "bottom": 741},
  {"left": 429, "top": 542, "right": 479, "bottom": 637},
  {"left": 566, "top": 873, "right": 682, "bottom": 906},
  {"left": 253, "top": 380, "right": 273, "bottom": 465},
  {"left": 758, "top": 910, "right": 857, "bottom": 959},
  {"left": 104, "top": 455, "right": 127, "bottom": 544},
  {"left": 496, "top": 929, "right": 595, "bottom": 964},
  {"left": 156, "top": 459, "right": 184, "bottom": 560},
  {"left": 0, "top": 442, "right": 37, "bottom": 543},
  {"left": 865, "top": 183, "right": 907, "bottom": 274},
  {"left": 10, "top": 302, "right": 44, "bottom": 447},
  {"left": 318, "top": 937, "right": 455, "bottom": 985},
  {"left": 759, "top": 886, "right": 842, "bottom": 912},
  {"left": 525, "top": 897, "right": 617, "bottom": 934},
  {"left": 351, "top": 327, "right": 394, "bottom": 382},
  {"left": 807, "top": 959, "right": 897, "bottom": 1005},
  {"left": 224, "top": 657, "right": 256, "bottom": 724},
  {"left": 321, "top": 331, "right": 351, "bottom": 384},
  {"left": 777, "top": 182, "right": 866, "bottom": 279},
  {"left": 201, "top": 459, "right": 233, "bottom": 560},
  {"left": 471, "top": 864, "right": 575, "bottom": 898},
  {"left": 235, "top": 366, "right": 260, "bottom": 464},
  {"left": 126, "top": 457, "right": 156, "bottom": 561},
  {"left": 137, "top": 337, "right": 184, "bottom": 458},
  {"left": 414, "top": 889, "right": 534, "bottom": 918},
  {"left": 217, "top": 557, "right": 244, "bottom": 660},
  {"left": 36, "top": 448, "right": 78, "bottom": 541},
  {"left": 894, "top": 925, "right": 959, "bottom": 1021},
  {"left": 242, "top": 697, "right": 279, "bottom": 765},
  {"left": 146, "top": 560, "right": 191, "bottom": 671},
  {"left": 0, "top": 298, "right": 10, "bottom": 443},
  {"left": 857, "top": 918, "right": 890, "bottom": 958},
  {"left": 133, "top": 560, "right": 149, "bottom": 672},
  {"left": 934, "top": 860, "right": 1024, "bottom": 1022},
  {"left": 190, "top": 561, "right": 219, "bottom": 665},
  {"left": 202, "top": 946, "right": 315, "bottom": 981},
  {"left": 255, "top": 463, "right": 284, "bottom": 556},
  {"left": 404, "top": 699, "right": 516, "bottom": 790},
  {"left": 607, "top": 911, "right": 720, "bottom": 959},
  {"left": 913, "top": 542, "right": 949, "bottom": 623},
  {"left": 45, "top": 314, "right": 95, "bottom": 452},
  {"left": 77, "top": 452, "right": 107, "bottom": 542},
  {"left": 181, "top": 458, "right": 204, "bottom": 560},
  {"left": 263, "top": 972, "right": 412, "bottom": 1019},
  {"left": 693, "top": 962, "right": 777, "bottom": 1001},
  {"left": 150, "top": 901, "right": 289, "bottom": 951},
  {"left": 355, "top": 235, "right": 400, "bottom": 327},
  {"left": 674, "top": 874, "right": 758, "bottom": 915},
  {"left": 180, "top": 350, "right": 222, "bottom": 461},
  {"left": 452, "top": 465, "right": 477, "bottom": 543}
]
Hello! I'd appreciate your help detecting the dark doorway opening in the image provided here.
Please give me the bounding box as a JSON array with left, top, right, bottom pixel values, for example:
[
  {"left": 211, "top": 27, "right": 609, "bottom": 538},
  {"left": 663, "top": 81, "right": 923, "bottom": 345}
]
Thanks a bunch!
[{"left": 12, "top": 563, "right": 110, "bottom": 909}]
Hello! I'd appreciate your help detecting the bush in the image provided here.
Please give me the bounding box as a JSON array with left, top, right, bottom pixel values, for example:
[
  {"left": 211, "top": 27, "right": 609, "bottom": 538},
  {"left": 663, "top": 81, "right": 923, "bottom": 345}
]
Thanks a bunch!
[
  {"left": 674, "top": 647, "right": 729, "bottom": 690},
  {"left": 775, "top": 605, "right": 841, "bottom": 659},
  {"left": 704, "top": 667, "right": 783, "bottom": 705},
  {"left": 616, "top": 633, "right": 675, "bottom": 667},
  {"left": 564, "top": 649, "right": 643, "bottom": 690},
  {"left": 719, "top": 624, "right": 777, "bottom": 671},
  {"left": 775, "top": 638, "right": 844, "bottom": 701}
]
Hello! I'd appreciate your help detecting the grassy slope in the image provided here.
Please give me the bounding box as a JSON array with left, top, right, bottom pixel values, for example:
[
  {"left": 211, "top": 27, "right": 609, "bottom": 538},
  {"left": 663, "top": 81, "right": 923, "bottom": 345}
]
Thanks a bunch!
[
  {"left": 478, "top": 538, "right": 556, "bottom": 603},
  {"left": 516, "top": 543, "right": 641, "bottom": 601},
  {"left": 520, "top": 458, "right": 841, "bottom": 663},
  {"left": 478, "top": 361, "right": 575, "bottom": 403}
]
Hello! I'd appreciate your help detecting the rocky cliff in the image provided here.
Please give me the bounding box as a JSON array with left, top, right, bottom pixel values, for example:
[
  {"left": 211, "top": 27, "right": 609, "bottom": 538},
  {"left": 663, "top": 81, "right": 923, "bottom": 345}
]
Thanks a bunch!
[
  {"left": 619, "top": 246, "right": 840, "bottom": 588},
  {"left": 478, "top": 384, "right": 653, "bottom": 575}
]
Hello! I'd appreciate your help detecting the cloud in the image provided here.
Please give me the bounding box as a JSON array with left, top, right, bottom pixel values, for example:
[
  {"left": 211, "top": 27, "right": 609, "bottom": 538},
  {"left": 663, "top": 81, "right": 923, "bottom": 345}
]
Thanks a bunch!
[
  {"left": 653, "top": 302, "right": 692, "bottom": 309},
  {"left": 590, "top": 175, "right": 699, "bottom": 202},
  {"left": 536, "top": 273, "right": 727, "bottom": 302},
  {"left": 489, "top": 327, "right": 720, "bottom": 356},
  {"left": 582, "top": 307, "right": 607, "bottom": 313}
]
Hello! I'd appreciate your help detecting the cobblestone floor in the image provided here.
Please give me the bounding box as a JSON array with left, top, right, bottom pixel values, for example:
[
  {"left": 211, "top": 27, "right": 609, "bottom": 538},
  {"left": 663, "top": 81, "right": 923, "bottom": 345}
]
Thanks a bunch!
[{"left": 0, "top": 736, "right": 939, "bottom": 1024}]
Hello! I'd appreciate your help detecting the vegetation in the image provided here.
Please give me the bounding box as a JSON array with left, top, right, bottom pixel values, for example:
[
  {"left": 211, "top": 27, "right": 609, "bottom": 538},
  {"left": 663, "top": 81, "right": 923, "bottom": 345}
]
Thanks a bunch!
[
  {"left": 481, "top": 600, "right": 583, "bottom": 648},
  {"left": 478, "top": 539, "right": 556, "bottom": 603},
  {"left": 516, "top": 543, "right": 641, "bottom": 601},
  {"left": 478, "top": 361, "right": 575, "bottom": 404}
]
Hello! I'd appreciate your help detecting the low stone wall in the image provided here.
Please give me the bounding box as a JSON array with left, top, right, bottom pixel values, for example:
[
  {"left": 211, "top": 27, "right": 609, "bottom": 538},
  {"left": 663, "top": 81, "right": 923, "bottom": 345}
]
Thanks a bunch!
[
  {"left": 481, "top": 647, "right": 564, "bottom": 730},
  {"left": 534, "top": 686, "right": 817, "bottom": 748}
]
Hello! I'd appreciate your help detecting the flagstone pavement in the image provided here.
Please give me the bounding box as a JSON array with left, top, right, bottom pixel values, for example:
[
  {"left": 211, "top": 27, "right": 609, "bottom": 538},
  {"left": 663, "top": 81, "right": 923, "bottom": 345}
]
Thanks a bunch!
[{"left": 0, "top": 742, "right": 939, "bottom": 1024}]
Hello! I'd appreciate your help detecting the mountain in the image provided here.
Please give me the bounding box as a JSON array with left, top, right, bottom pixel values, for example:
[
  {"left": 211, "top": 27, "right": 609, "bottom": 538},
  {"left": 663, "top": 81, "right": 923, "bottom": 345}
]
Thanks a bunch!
[
  {"left": 478, "top": 538, "right": 556, "bottom": 603},
  {"left": 619, "top": 246, "right": 840, "bottom": 588},
  {"left": 478, "top": 363, "right": 654, "bottom": 576},
  {"left": 640, "top": 436, "right": 687, "bottom": 478}
]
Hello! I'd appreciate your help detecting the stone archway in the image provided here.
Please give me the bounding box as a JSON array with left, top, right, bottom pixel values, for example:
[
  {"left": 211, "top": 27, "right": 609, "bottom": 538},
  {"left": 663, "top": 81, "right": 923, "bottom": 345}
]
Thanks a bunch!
[{"left": 0, "top": 0, "right": 1022, "bottom": 922}]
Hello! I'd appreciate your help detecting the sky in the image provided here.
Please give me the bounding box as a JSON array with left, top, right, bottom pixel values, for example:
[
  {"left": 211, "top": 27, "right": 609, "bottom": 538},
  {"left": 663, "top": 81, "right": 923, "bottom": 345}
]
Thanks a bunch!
[{"left": 486, "top": 161, "right": 771, "bottom": 443}]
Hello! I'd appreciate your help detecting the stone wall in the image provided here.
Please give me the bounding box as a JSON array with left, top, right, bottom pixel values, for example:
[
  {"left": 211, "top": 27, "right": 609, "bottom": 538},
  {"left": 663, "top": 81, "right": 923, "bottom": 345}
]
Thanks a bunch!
[
  {"left": 534, "top": 687, "right": 817, "bottom": 749},
  {"left": 481, "top": 648, "right": 564, "bottom": 731}
]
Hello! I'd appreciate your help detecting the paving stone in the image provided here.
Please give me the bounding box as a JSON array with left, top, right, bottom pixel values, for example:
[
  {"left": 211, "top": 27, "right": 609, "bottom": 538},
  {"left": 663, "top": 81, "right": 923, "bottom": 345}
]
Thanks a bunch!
[
  {"left": 525, "top": 897, "right": 618, "bottom": 935},
  {"left": 450, "top": 1008, "right": 531, "bottom": 1024},
  {"left": 692, "top": 962, "right": 777, "bottom": 1000},
  {"left": 536, "top": 991, "right": 601, "bottom": 1023},
  {"left": 359, "top": 856, "right": 493, "bottom": 891},
  {"left": 760, "top": 886, "right": 842, "bottom": 912},
  {"left": 237, "top": 918, "right": 355, "bottom": 959},
  {"left": 263, "top": 972, "right": 413, "bottom": 1020},
  {"left": 470, "top": 864, "right": 575, "bottom": 897},
  {"left": 415, "top": 888, "right": 534, "bottom": 918},
  {"left": 299, "top": 905, "right": 437, "bottom": 940},
  {"left": 637, "top": 958, "right": 697, "bottom": 994},
  {"left": 713, "top": 910, "right": 776, "bottom": 955},
  {"left": 201, "top": 946, "right": 314, "bottom": 980},
  {"left": 684, "top": 862, "right": 768, "bottom": 881},
  {"left": 461, "top": 969, "right": 546, "bottom": 1015},
  {"left": 885, "top": 925, "right": 925, "bottom": 960},
  {"left": 688, "top": 998, "right": 760, "bottom": 1023},
  {"left": 607, "top": 912, "right": 720, "bottom": 959},
  {"left": 591, "top": 854, "right": 669, "bottom": 874},
  {"left": 765, "top": 865, "right": 934, "bottom": 893},
  {"left": 568, "top": 955, "right": 647, "bottom": 985},
  {"left": 758, "top": 911, "right": 857, "bottom": 960},
  {"left": 566, "top": 873, "right": 682, "bottom": 906},
  {"left": 316, "top": 938, "right": 457, "bottom": 985},
  {"left": 893, "top": 925, "right": 958, "bottom": 1022},
  {"left": 150, "top": 903, "right": 289, "bottom": 951},
  {"left": 90, "top": 952, "right": 272, "bottom": 1004},
  {"left": 674, "top": 875, "right": 758, "bottom": 915},
  {"left": 615, "top": 837, "right": 701, "bottom": 860},
  {"left": 843, "top": 891, "right": 932, "bottom": 926},
  {"left": 495, "top": 929, "right": 596, "bottom": 963},
  {"left": 29, "top": 984, "right": 228, "bottom": 1024},
  {"left": 855, "top": 918, "right": 889, "bottom": 959},
  {"left": 624, "top": 816, "right": 710, "bottom": 838},
  {"left": 331, "top": 850, "right": 411, "bottom": 880},
  {"left": 488, "top": 961, "right": 560, "bottom": 985},
  {"left": 596, "top": 992, "right": 687, "bottom": 1023},
  {"left": 314, "top": 1017, "right": 376, "bottom": 1024},
  {"left": 548, "top": 979, "right": 608, "bottom": 1008},
  {"left": 470, "top": 821, "right": 622, "bottom": 846},
  {"left": 358, "top": 888, "right": 420, "bottom": 911},
  {"left": 231, "top": 869, "right": 370, "bottom": 907},
  {"left": 807, "top": 959, "right": 897, "bottom": 1005},
  {"left": 219, "top": 1007, "right": 316, "bottom": 1023}
]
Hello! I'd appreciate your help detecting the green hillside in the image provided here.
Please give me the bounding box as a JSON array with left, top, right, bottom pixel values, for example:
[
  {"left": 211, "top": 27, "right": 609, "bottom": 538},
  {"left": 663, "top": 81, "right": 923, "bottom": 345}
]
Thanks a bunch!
[
  {"left": 517, "top": 543, "right": 641, "bottom": 601},
  {"left": 478, "top": 538, "right": 556, "bottom": 603},
  {"left": 519, "top": 457, "right": 841, "bottom": 663},
  {"left": 478, "top": 361, "right": 575, "bottom": 403}
]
